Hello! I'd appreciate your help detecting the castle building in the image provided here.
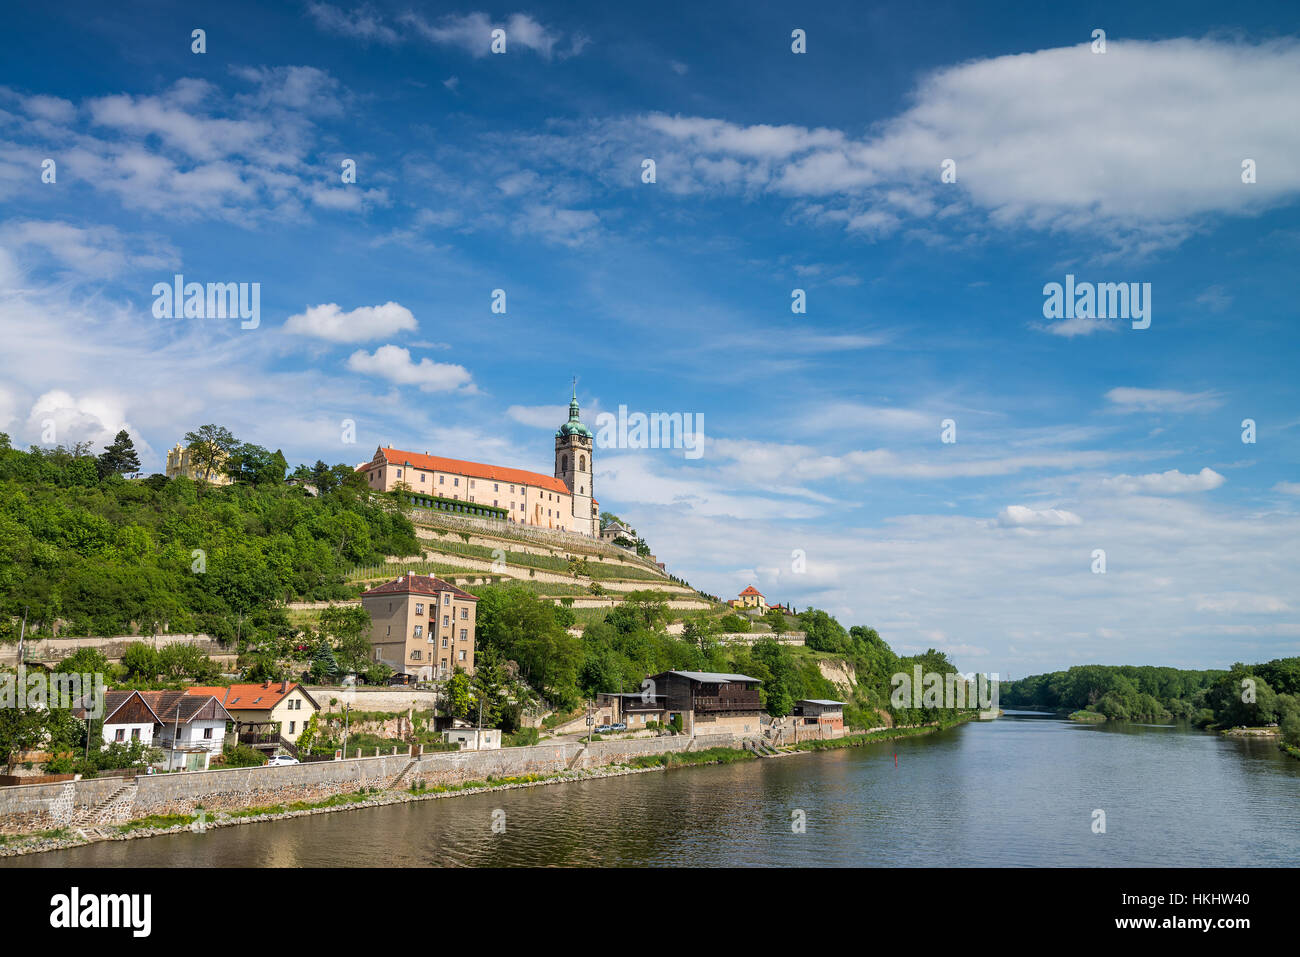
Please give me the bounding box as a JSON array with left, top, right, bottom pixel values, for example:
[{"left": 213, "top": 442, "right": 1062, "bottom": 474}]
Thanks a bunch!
[
  {"left": 165, "top": 443, "right": 233, "bottom": 485},
  {"left": 357, "top": 388, "right": 600, "bottom": 537}
]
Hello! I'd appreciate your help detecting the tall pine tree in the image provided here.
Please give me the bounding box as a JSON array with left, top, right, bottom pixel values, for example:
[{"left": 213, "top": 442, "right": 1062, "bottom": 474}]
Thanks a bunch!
[{"left": 97, "top": 429, "right": 141, "bottom": 477}]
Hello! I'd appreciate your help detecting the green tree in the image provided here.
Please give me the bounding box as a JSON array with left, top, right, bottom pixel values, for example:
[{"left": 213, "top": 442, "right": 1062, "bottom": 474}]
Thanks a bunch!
[
  {"left": 309, "top": 639, "right": 340, "bottom": 683},
  {"left": 120, "top": 642, "right": 161, "bottom": 681},
  {"left": 96, "top": 429, "right": 141, "bottom": 478},
  {"left": 444, "top": 669, "right": 472, "bottom": 721},
  {"left": 319, "top": 605, "right": 372, "bottom": 672},
  {"left": 182, "top": 423, "right": 238, "bottom": 487}
]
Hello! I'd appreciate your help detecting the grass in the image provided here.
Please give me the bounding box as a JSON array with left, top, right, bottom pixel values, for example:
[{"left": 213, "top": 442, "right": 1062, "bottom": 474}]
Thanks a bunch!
[
  {"left": 625, "top": 746, "right": 756, "bottom": 769},
  {"left": 116, "top": 813, "right": 196, "bottom": 833},
  {"left": 226, "top": 787, "right": 384, "bottom": 819},
  {"left": 0, "top": 827, "right": 70, "bottom": 845}
]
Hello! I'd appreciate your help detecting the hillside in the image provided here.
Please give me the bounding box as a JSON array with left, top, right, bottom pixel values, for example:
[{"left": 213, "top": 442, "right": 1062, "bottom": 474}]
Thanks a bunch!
[{"left": 0, "top": 438, "right": 416, "bottom": 642}]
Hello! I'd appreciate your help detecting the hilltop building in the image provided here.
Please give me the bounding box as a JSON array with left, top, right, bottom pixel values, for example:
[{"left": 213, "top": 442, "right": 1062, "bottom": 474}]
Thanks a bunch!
[
  {"left": 360, "top": 573, "right": 479, "bottom": 682},
  {"left": 728, "top": 585, "right": 767, "bottom": 611},
  {"left": 165, "top": 443, "right": 233, "bottom": 485},
  {"left": 357, "top": 387, "right": 599, "bottom": 536}
]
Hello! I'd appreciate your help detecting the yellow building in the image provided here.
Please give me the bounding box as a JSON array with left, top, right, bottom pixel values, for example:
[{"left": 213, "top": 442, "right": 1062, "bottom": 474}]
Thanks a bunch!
[
  {"left": 361, "top": 573, "right": 479, "bottom": 681},
  {"left": 165, "top": 442, "right": 233, "bottom": 485},
  {"left": 736, "top": 585, "right": 766, "bottom": 611},
  {"left": 184, "top": 681, "right": 318, "bottom": 744}
]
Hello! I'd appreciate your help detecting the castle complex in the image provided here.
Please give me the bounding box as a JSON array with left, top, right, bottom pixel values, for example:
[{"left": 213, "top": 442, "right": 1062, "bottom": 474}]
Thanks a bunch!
[{"left": 357, "top": 388, "right": 600, "bottom": 537}]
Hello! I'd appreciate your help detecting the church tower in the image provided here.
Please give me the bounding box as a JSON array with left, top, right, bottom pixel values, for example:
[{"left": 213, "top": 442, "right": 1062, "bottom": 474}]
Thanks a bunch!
[{"left": 555, "top": 384, "right": 596, "bottom": 536}]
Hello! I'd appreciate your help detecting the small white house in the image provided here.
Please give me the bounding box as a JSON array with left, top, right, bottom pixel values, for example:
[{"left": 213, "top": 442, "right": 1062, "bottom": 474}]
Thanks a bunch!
[
  {"left": 74, "top": 690, "right": 159, "bottom": 748},
  {"left": 444, "top": 727, "right": 501, "bottom": 751}
]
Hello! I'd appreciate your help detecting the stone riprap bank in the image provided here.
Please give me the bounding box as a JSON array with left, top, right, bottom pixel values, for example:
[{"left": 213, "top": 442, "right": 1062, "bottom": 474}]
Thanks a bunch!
[{"left": 0, "top": 733, "right": 742, "bottom": 832}]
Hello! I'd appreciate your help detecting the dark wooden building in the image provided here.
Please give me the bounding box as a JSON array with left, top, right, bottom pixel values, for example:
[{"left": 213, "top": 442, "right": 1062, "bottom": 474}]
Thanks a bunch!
[{"left": 646, "top": 670, "right": 763, "bottom": 737}]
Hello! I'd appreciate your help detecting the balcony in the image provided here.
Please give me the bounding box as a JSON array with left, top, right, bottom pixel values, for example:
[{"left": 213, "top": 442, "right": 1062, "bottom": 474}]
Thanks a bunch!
[{"left": 692, "top": 690, "right": 761, "bottom": 713}]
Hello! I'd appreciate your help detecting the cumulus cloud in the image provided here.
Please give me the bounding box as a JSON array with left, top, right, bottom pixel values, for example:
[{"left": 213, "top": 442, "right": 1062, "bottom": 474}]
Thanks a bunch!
[
  {"left": 1102, "top": 467, "right": 1225, "bottom": 495},
  {"left": 26, "top": 390, "right": 136, "bottom": 450},
  {"left": 528, "top": 37, "right": 1300, "bottom": 249},
  {"left": 346, "top": 344, "right": 473, "bottom": 392},
  {"left": 284, "top": 302, "right": 418, "bottom": 342},
  {"left": 997, "top": 505, "right": 1083, "bottom": 527}
]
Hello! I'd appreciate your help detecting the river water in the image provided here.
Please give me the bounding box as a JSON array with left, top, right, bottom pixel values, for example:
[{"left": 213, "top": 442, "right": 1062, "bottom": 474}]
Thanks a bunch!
[{"left": 10, "top": 712, "right": 1298, "bottom": 867}]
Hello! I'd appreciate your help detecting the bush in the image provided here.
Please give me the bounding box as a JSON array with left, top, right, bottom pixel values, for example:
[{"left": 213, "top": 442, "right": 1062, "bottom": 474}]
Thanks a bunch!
[
  {"left": 216, "top": 744, "right": 268, "bottom": 767},
  {"left": 504, "top": 727, "right": 539, "bottom": 747}
]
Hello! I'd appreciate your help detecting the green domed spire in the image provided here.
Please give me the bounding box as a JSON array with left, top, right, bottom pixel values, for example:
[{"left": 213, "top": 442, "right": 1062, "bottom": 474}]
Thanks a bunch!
[{"left": 557, "top": 383, "right": 593, "bottom": 439}]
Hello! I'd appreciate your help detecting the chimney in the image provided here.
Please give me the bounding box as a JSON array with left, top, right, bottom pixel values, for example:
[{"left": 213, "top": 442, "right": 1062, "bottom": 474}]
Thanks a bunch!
[
  {"left": 281, "top": 679, "right": 289, "bottom": 694},
  {"left": 262, "top": 680, "right": 270, "bottom": 689}
]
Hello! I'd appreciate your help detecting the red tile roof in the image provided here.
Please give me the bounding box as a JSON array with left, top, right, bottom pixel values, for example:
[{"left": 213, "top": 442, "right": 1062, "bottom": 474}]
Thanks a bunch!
[
  {"left": 361, "top": 573, "right": 480, "bottom": 601},
  {"left": 362, "top": 447, "right": 571, "bottom": 496},
  {"left": 184, "top": 682, "right": 315, "bottom": 712},
  {"left": 739, "top": 585, "right": 764, "bottom": 597}
]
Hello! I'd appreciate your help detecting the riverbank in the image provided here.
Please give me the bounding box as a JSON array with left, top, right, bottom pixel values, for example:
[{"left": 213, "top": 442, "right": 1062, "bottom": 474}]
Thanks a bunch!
[
  {"left": 790, "top": 713, "right": 977, "bottom": 752},
  {"left": 0, "top": 757, "right": 723, "bottom": 858},
  {"left": 0, "top": 719, "right": 975, "bottom": 858}
]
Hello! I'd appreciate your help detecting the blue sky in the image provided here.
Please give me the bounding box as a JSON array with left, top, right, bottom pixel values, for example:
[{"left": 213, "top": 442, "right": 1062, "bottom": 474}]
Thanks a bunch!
[{"left": 1, "top": 1, "right": 1298, "bottom": 675}]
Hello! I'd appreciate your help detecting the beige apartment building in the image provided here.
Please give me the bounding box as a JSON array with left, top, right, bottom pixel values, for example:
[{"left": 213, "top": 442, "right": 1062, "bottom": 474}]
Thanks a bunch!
[
  {"left": 356, "top": 389, "right": 599, "bottom": 537},
  {"left": 361, "top": 573, "right": 479, "bottom": 681}
]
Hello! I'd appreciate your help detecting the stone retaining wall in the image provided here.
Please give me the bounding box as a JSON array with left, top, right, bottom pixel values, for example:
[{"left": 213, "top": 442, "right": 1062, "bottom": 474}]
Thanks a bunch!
[
  {"left": 0, "top": 732, "right": 742, "bottom": 832},
  {"left": 0, "top": 634, "right": 233, "bottom": 667}
]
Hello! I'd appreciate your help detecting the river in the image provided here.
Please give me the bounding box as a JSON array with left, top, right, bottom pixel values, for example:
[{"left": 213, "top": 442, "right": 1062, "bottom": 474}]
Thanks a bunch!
[{"left": 9, "top": 712, "right": 1298, "bottom": 866}]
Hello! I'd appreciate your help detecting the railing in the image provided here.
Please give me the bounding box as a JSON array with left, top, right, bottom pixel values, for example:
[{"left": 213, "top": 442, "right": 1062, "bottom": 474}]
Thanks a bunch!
[{"left": 692, "top": 692, "right": 762, "bottom": 713}]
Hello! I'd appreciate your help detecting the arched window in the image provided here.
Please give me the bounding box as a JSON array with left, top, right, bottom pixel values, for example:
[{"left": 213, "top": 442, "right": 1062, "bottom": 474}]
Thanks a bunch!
[
  {"left": 561, "top": 454, "right": 568, "bottom": 472},
  {"left": 579, "top": 455, "right": 586, "bottom": 471}
]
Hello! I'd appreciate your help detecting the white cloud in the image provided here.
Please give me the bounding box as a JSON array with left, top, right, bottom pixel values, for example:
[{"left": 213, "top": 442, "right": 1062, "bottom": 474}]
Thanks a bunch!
[
  {"left": 1273, "top": 481, "right": 1300, "bottom": 495},
  {"left": 997, "top": 505, "right": 1083, "bottom": 527},
  {"left": 0, "top": 220, "right": 176, "bottom": 279},
  {"left": 26, "top": 390, "right": 139, "bottom": 452},
  {"left": 284, "top": 302, "right": 418, "bottom": 343},
  {"left": 306, "top": 2, "right": 401, "bottom": 44},
  {"left": 1104, "top": 387, "right": 1225, "bottom": 413},
  {"left": 1194, "top": 593, "right": 1291, "bottom": 614},
  {"left": 1102, "top": 467, "right": 1225, "bottom": 495},
  {"left": 399, "top": 11, "right": 571, "bottom": 58},
  {"left": 346, "top": 345, "right": 473, "bottom": 392},
  {"left": 1038, "top": 315, "right": 1120, "bottom": 338},
  {"left": 542, "top": 38, "right": 1300, "bottom": 248}
]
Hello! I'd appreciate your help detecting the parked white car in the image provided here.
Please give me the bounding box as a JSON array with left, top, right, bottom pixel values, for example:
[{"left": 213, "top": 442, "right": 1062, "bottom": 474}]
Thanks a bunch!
[{"left": 267, "top": 755, "right": 299, "bottom": 766}]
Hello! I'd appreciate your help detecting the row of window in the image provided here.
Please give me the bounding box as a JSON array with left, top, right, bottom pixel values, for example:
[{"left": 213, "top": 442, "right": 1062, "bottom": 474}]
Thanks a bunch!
[
  {"left": 385, "top": 468, "right": 568, "bottom": 505},
  {"left": 413, "top": 602, "right": 468, "bottom": 620},
  {"left": 409, "top": 649, "right": 468, "bottom": 663},
  {"left": 412, "top": 626, "right": 469, "bottom": 642}
]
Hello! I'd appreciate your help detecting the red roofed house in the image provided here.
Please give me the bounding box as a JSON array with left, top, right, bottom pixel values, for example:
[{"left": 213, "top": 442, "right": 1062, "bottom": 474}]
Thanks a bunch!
[
  {"left": 736, "top": 585, "right": 766, "bottom": 612},
  {"left": 361, "top": 573, "right": 480, "bottom": 681},
  {"left": 185, "top": 681, "right": 318, "bottom": 752},
  {"left": 356, "top": 387, "right": 599, "bottom": 537}
]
